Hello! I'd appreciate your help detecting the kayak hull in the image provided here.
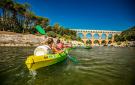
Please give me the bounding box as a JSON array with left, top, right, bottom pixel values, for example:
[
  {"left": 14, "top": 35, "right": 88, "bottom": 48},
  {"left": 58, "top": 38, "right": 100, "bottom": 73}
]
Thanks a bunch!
[{"left": 25, "top": 49, "right": 70, "bottom": 71}]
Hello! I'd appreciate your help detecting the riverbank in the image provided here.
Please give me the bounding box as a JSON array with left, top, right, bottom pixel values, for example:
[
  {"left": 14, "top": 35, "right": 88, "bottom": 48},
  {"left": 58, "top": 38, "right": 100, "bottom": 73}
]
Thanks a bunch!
[
  {"left": 0, "top": 31, "right": 82, "bottom": 47},
  {"left": 0, "top": 31, "right": 47, "bottom": 47},
  {"left": 0, "top": 31, "right": 134, "bottom": 47}
]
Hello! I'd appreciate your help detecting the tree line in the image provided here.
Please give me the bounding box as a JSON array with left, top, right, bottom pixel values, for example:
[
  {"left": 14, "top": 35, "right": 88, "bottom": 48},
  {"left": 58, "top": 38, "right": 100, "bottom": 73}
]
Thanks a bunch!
[
  {"left": 0, "top": 0, "right": 81, "bottom": 41},
  {"left": 0, "top": 0, "right": 49, "bottom": 33}
]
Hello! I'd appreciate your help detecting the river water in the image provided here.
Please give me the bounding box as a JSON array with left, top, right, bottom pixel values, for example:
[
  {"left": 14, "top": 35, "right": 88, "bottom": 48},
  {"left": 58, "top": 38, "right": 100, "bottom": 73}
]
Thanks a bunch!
[{"left": 0, "top": 46, "right": 135, "bottom": 85}]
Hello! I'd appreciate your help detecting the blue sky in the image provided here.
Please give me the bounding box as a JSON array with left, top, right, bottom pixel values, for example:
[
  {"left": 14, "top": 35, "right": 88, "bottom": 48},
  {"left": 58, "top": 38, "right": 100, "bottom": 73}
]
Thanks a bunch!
[{"left": 16, "top": 0, "right": 135, "bottom": 31}]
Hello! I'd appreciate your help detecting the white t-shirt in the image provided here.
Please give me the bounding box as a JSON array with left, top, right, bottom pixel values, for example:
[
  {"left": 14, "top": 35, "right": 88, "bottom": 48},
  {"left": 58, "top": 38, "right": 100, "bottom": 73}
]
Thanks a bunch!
[{"left": 34, "top": 45, "right": 52, "bottom": 56}]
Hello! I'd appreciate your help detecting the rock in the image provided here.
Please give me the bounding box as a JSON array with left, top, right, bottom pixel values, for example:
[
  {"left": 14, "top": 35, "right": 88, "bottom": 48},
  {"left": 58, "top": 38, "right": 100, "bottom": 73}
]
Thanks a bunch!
[{"left": 0, "top": 33, "right": 47, "bottom": 46}]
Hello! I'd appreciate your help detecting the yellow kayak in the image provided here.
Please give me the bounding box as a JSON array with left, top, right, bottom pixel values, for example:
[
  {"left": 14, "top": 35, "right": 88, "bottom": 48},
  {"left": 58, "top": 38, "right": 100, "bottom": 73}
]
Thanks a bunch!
[{"left": 25, "top": 48, "right": 70, "bottom": 71}]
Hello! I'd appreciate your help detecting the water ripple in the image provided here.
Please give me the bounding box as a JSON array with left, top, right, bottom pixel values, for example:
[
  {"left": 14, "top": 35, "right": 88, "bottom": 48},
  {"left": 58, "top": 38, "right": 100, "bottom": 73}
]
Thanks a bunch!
[{"left": 0, "top": 47, "right": 135, "bottom": 85}]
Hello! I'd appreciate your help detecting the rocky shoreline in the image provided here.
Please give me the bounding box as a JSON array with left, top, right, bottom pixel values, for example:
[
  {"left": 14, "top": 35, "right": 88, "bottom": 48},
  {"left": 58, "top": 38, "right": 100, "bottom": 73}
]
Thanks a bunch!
[{"left": 0, "top": 32, "right": 46, "bottom": 47}]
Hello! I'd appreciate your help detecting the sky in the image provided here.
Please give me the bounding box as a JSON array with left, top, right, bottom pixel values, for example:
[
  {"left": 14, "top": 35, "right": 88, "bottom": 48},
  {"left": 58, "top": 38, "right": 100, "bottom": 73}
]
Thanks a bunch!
[{"left": 16, "top": 0, "right": 135, "bottom": 31}]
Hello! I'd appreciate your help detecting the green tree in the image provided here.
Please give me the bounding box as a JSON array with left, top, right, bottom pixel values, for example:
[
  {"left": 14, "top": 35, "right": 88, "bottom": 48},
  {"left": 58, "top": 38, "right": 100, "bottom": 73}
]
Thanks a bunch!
[
  {"left": 86, "top": 40, "right": 92, "bottom": 44},
  {"left": 71, "top": 35, "right": 76, "bottom": 40},
  {"left": 59, "top": 26, "right": 65, "bottom": 35},
  {"left": 0, "top": 0, "right": 77, "bottom": 39},
  {"left": 53, "top": 23, "right": 60, "bottom": 34},
  {"left": 63, "top": 34, "right": 71, "bottom": 40},
  {"left": 47, "top": 31, "right": 56, "bottom": 38},
  {"left": 46, "top": 26, "right": 52, "bottom": 32},
  {"left": 114, "top": 34, "right": 120, "bottom": 42},
  {"left": 121, "top": 26, "right": 135, "bottom": 41},
  {"left": 94, "top": 40, "right": 99, "bottom": 44},
  {"left": 76, "top": 36, "right": 82, "bottom": 41},
  {"left": 101, "top": 40, "right": 106, "bottom": 44},
  {"left": 0, "top": 0, "right": 14, "bottom": 31}
]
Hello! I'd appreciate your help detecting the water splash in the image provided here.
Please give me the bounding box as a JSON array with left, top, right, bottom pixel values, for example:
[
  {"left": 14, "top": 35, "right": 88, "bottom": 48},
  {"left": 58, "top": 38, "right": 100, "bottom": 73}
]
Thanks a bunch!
[
  {"left": 27, "top": 70, "right": 37, "bottom": 85},
  {"left": 29, "top": 70, "right": 37, "bottom": 77}
]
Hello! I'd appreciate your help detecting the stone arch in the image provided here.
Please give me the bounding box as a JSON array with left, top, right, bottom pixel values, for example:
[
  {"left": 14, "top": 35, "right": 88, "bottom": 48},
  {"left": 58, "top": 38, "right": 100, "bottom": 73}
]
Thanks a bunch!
[
  {"left": 94, "top": 33, "right": 100, "bottom": 39},
  {"left": 77, "top": 33, "right": 84, "bottom": 39},
  {"left": 86, "top": 33, "right": 92, "bottom": 39},
  {"left": 101, "top": 33, "right": 107, "bottom": 40},
  {"left": 108, "top": 34, "right": 112, "bottom": 40}
]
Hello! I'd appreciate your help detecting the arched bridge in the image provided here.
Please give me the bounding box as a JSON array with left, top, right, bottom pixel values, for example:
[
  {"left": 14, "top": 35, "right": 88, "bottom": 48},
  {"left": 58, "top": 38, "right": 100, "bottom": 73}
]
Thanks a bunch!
[{"left": 71, "top": 29, "right": 121, "bottom": 45}]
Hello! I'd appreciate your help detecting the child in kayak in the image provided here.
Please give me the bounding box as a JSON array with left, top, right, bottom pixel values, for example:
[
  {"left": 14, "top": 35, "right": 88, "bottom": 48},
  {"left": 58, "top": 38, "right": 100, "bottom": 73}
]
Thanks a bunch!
[{"left": 56, "top": 39, "right": 64, "bottom": 50}]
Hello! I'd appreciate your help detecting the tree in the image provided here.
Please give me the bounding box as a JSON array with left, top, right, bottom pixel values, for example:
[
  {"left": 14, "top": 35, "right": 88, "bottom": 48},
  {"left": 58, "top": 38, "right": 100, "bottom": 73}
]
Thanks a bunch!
[
  {"left": 114, "top": 34, "right": 120, "bottom": 42},
  {"left": 0, "top": 0, "right": 77, "bottom": 40},
  {"left": 121, "top": 26, "right": 135, "bottom": 41},
  {"left": 13, "top": 2, "right": 27, "bottom": 32},
  {"left": 101, "top": 40, "right": 106, "bottom": 44},
  {"left": 86, "top": 40, "right": 92, "bottom": 44},
  {"left": 53, "top": 23, "right": 60, "bottom": 34},
  {"left": 59, "top": 26, "right": 65, "bottom": 35},
  {"left": 0, "top": 0, "right": 14, "bottom": 31},
  {"left": 94, "top": 40, "right": 99, "bottom": 44},
  {"left": 47, "top": 31, "right": 56, "bottom": 38},
  {"left": 71, "top": 35, "right": 76, "bottom": 40},
  {"left": 41, "top": 18, "right": 49, "bottom": 28},
  {"left": 76, "top": 36, "right": 82, "bottom": 41},
  {"left": 63, "top": 34, "right": 71, "bottom": 40},
  {"left": 46, "top": 26, "right": 52, "bottom": 32}
]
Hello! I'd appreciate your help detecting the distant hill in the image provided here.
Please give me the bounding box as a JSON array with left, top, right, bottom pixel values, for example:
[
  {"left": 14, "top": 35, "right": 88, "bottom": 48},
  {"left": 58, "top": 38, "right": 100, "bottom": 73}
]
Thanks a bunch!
[{"left": 121, "top": 26, "right": 135, "bottom": 41}]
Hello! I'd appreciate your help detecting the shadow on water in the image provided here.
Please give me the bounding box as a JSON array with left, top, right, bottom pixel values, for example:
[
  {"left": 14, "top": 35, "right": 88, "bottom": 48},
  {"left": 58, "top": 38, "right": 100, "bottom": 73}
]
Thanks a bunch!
[{"left": 0, "top": 46, "right": 135, "bottom": 85}]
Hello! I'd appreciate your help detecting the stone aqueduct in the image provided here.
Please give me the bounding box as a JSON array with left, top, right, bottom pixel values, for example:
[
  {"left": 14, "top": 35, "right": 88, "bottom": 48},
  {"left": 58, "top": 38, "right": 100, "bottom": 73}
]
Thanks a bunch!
[{"left": 71, "top": 29, "right": 121, "bottom": 45}]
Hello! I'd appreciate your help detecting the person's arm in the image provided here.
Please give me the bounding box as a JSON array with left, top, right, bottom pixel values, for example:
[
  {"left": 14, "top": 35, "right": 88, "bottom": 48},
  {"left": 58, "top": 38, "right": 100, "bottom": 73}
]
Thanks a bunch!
[{"left": 52, "top": 47, "right": 63, "bottom": 53}]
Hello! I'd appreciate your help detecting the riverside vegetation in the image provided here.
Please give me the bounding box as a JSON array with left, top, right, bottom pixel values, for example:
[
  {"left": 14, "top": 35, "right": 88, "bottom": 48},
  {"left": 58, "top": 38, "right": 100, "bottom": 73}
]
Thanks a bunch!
[
  {"left": 0, "top": 0, "right": 134, "bottom": 46},
  {"left": 0, "top": 0, "right": 82, "bottom": 42}
]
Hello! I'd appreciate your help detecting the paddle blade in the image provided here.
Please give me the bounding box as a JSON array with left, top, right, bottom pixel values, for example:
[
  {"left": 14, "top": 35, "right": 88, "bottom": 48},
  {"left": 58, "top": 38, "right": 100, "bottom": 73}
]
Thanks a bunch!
[{"left": 67, "top": 55, "right": 78, "bottom": 63}]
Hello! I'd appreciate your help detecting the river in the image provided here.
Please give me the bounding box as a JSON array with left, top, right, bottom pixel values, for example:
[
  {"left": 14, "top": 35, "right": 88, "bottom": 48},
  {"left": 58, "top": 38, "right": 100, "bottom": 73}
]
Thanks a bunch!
[{"left": 0, "top": 46, "right": 135, "bottom": 85}]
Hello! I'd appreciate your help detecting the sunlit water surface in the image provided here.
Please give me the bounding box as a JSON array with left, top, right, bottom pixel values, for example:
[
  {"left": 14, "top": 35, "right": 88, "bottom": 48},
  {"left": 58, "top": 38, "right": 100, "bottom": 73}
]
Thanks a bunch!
[{"left": 0, "top": 46, "right": 135, "bottom": 85}]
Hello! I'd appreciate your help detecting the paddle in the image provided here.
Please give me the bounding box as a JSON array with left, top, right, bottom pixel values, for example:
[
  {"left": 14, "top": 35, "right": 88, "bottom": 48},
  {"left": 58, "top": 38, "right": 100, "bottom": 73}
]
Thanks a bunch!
[
  {"left": 67, "top": 54, "right": 78, "bottom": 63},
  {"left": 64, "top": 48, "right": 78, "bottom": 63}
]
